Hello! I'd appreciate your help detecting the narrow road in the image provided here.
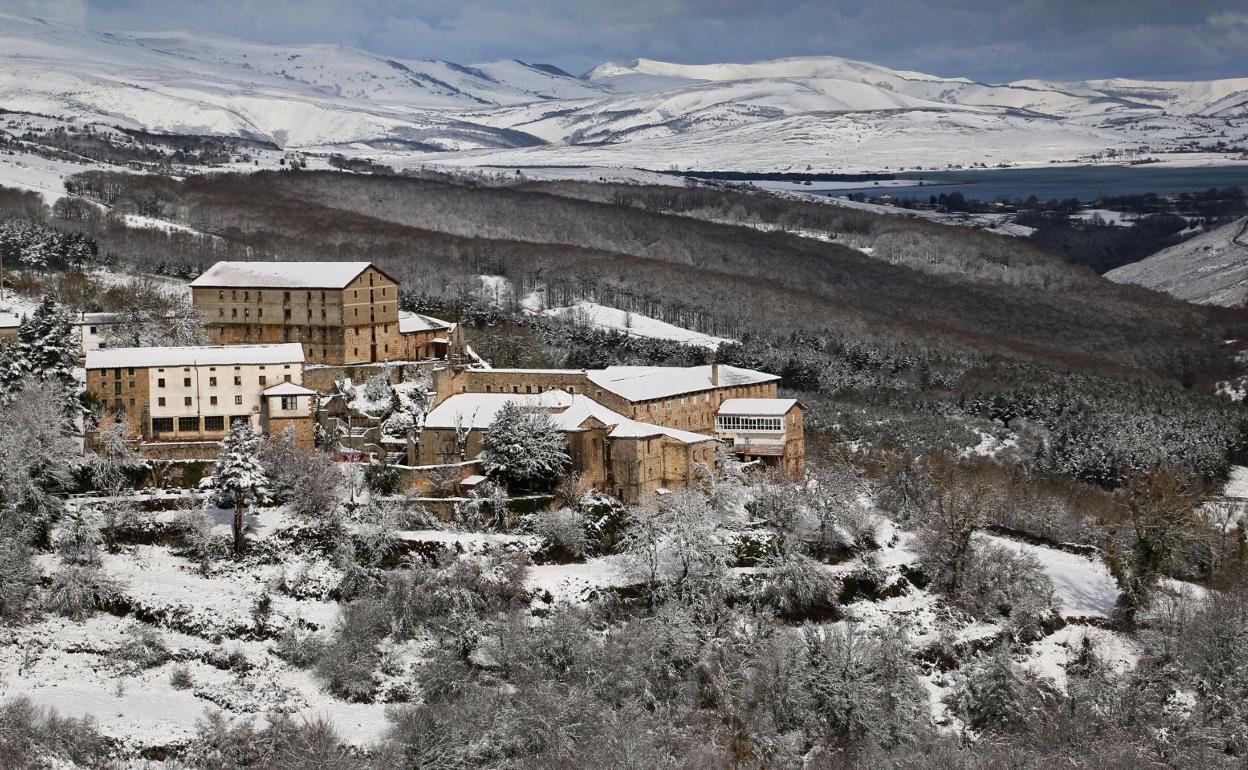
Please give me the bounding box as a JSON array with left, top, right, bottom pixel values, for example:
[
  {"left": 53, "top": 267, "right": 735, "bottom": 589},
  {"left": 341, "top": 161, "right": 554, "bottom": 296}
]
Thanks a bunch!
[{"left": 1234, "top": 217, "right": 1248, "bottom": 250}]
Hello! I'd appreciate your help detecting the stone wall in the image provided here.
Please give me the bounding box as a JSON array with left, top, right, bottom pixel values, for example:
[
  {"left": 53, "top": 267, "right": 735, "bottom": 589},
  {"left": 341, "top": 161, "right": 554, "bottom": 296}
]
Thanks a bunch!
[
  {"left": 87, "top": 365, "right": 150, "bottom": 442},
  {"left": 304, "top": 360, "right": 440, "bottom": 393},
  {"left": 433, "top": 367, "right": 598, "bottom": 406},
  {"left": 266, "top": 415, "right": 315, "bottom": 449}
]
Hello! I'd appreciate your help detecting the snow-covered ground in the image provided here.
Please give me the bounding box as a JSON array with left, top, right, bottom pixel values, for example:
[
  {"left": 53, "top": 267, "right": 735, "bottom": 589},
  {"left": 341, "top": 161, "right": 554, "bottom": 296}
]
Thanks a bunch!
[
  {"left": 544, "top": 301, "right": 732, "bottom": 349},
  {"left": 979, "top": 533, "right": 1118, "bottom": 619},
  {"left": 477, "top": 275, "right": 733, "bottom": 349}
]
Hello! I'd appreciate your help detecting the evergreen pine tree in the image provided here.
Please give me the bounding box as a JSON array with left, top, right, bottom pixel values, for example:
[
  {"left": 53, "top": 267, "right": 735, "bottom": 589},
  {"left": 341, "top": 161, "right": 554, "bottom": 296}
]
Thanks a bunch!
[
  {"left": 207, "top": 420, "right": 270, "bottom": 554},
  {"left": 18, "top": 295, "right": 76, "bottom": 386}
]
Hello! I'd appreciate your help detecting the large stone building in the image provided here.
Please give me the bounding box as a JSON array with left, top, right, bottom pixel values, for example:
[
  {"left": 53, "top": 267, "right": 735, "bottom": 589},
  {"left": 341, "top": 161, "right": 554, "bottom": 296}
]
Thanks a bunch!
[
  {"left": 419, "top": 389, "right": 720, "bottom": 503},
  {"left": 85, "top": 342, "right": 314, "bottom": 456},
  {"left": 190, "top": 261, "right": 408, "bottom": 366},
  {"left": 432, "top": 363, "right": 804, "bottom": 478}
]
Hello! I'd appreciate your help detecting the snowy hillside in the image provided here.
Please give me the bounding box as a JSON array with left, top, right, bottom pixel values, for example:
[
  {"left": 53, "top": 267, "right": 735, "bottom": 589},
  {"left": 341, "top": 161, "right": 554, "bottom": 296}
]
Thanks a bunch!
[
  {"left": 0, "top": 14, "right": 1245, "bottom": 168},
  {"left": 0, "top": 13, "right": 596, "bottom": 149},
  {"left": 1106, "top": 217, "right": 1248, "bottom": 306}
]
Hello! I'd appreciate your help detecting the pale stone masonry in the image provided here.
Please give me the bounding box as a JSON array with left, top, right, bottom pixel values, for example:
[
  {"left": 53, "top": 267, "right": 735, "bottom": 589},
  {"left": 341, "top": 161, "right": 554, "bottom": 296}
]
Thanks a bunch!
[
  {"left": 190, "top": 261, "right": 404, "bottom": 366},
  {"left": 420, "top": 389, "right": 721, "bottom": 503},
  {"left": 431, "top": 362, "right": 805, "bottom": 481},
  {"left": 85, "top": 343, "right": 311, "bottom": 452}
]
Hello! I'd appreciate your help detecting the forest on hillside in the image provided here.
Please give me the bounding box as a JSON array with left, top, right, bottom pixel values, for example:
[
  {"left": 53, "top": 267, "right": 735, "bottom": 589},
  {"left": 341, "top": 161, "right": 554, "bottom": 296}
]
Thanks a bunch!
[{"left": 5, "top": 168, "right": 1248, "bottom": 766}]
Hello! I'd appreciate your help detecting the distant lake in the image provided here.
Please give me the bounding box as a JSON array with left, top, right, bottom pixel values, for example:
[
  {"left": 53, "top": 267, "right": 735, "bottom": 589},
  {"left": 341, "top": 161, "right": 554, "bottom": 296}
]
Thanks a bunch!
[{"left": 818, "top": 164, "right": 1248, "bottom": 203}]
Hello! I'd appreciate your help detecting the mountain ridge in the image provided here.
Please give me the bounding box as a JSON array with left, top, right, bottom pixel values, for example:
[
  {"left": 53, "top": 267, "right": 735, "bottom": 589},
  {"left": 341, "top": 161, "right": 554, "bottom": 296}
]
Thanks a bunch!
[{"left": 0, "top": 12, "right": 1245, "bottom": 169}]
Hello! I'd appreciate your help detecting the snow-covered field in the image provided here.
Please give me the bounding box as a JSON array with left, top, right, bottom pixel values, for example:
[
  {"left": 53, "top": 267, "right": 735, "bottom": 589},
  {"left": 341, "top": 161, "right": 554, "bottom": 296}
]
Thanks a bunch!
[
  {"left": 477, "top": 275, "right": 733, "bottom": 349},
  {"left": 543, "top": 301, "right": 732, "bottom": 349}
]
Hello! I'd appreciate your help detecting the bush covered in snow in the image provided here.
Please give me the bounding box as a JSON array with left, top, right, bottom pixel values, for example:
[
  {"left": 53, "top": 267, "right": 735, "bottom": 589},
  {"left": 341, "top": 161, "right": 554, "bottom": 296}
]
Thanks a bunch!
[
  {"left": 184, "top": 710, "right": 362, "bottom": 770},
  {"left": 758, "top": 551, "right": 841, "bottom": 619},
  {"left": 43, "top": 562, "right": 120, "bottom": 620},
  {"left": 0, "top": 696, "right": 111, "bottom": 770},
  {"left": 110, "top": 622, "right": 171, "bottom": 673},
  {"left": 316, "top": 598, "right": 390, "bottom": 702},
  {"left": 0, "top": 536, "right": 37, "bottom": 623},
  {"left": 955, "top": 542, "right": 1057, "bottom": 637}
]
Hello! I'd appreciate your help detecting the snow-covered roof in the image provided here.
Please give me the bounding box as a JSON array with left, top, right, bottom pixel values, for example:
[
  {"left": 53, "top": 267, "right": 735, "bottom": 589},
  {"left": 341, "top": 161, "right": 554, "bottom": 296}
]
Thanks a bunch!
[
  {"left": 423, "top": 390, "right": 574, "bottom": 429},
  {"left": 190, "top": 261, "right": 381, "bottom": 289},
  {"left": 424, "top": 389, "right": 715, "bottom": 445},
  {"left": 717, "top": 398, "right": 799, "bottom": 416},
  {"left": 587, "top": 364, "right": 779, "bottom": 402},
  {"left": 262, "top": 381, "right": 317, "bottom": 397},
  {"left": 86, "top": 343, "right": 305, "bottom": 369},
  {"left": 460, "top": 474, "right": 488, "bottom": 486},
  {"left": 0, "top": 313, "right": 19, "bottom": 329},
  {"left": 78, "top": 311, "right": 122, "bottom": 325},
  {"left": 398, "top": 310, "right": 452, "bottom": 334}
]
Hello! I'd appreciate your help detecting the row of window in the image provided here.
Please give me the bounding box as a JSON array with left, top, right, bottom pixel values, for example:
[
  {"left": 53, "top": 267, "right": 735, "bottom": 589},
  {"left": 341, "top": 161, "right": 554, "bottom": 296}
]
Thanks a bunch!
[
  {"left": 151, "top": 415, "right": 243, "bottom": 434},
  {"left": 156, "top": 394, "right": 246, "bottom": 407},
  {"left": 214, "top": 287, "right": 391, "bottom": 303},
  {"left": 715, "top": 416, "right": 785, "bottom": 432},
  {"left": 156, "top": 374, "right": 292, "bottom": 388},
  {"left": 482, "top": 384, "right": 575, "bottom": 395}
]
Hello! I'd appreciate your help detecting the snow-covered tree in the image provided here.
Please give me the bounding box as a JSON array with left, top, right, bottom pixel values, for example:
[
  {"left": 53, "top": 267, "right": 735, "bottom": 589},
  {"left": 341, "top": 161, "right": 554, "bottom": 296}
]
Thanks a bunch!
[
  {"left": 15, "top": 295, "right": 76, "bottom": 387},
  {"left": 759, "top": 551, "right": 840, "bottom": 619},
  {"left": 0, "top": 377, "right": 79, "bottom": 525},
  {"left": 103, "top": 279, "right": 205, "bottom": 348},
  {"left": 205, "top": 420, "right": 270, "bottom": 554},
  {"left": 623, "top": 490, "right": 733, "bottom": 599},
  {"left": 88, "top": 415, "right": 146, "bottom": 495},
  {"left": 483, "top": 401, "right": 570, "bottom": 491},
  {"left": 260, "top": 427, "right": 340, "bottom": 518},
  {"left": 951, "top": 644, "right": 1051, "bottom": 734}
]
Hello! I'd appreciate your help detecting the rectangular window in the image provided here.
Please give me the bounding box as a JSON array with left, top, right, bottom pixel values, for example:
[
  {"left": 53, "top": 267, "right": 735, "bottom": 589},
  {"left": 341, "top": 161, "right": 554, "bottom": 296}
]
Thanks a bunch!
[
  {"left": 235, "top": 395, "right": 243, "bottom": 405},
  {"left": 210, "top": 396, "right": 218, "bottom": 406},
  {"left": 284, "top": 374, "right": 291, "bottom": 382},
  {"left": 157, "top": 397, "right": 166, "bottom": 407},
  {"left": 259, "top": 376, "right": 266, "bottom": 386},
  {"left": 183, "top": 377, "right": 191, "bottom": 387},
  {"left": 127, "top": 368, "right": 134, "bottom": 376},
  {"left": 204, "top": 416, "right": 225, "bottom": 432},
  {"left": 280, "top": 396, "right": 297, "bottom": 410},
  {"left": 184, "top": 397, "right": 193, "bottom": 407},
  {"left": 113, "top": 382, "right": 121, "bottom": 395},
  {"left": 209, "top": 377, "right": 217, "bottom": 386},
  {"left": 151, "top": 417, "right": 173, "bottom": 434},
  {"left": 157, "top": 378, "right": 165, "bottom": 388},
  {"left": 178, "top": 417, "right": 198, "bottom": 432},
  {"left": 234, "top": 376, "right": 241, "bottom": 386}
]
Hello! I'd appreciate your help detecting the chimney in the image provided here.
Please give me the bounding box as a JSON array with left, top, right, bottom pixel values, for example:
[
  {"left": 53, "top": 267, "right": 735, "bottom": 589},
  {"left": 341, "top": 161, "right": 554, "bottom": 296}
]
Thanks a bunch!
[{"left": 711, "top": 362, "right": 720, "bottom": 387}]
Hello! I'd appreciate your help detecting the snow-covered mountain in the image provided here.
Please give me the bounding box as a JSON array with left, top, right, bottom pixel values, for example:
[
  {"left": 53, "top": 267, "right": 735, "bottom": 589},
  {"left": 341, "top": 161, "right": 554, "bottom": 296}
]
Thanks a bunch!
[
  {"left": 0, "top": 13, "right": 1245, "bottom": 169},
  {"left": 0, "top": 13, "right": 602, "bottom": 148},
  {"left": 1106, "top": 217, "right": 1248, "bottom": 306}
]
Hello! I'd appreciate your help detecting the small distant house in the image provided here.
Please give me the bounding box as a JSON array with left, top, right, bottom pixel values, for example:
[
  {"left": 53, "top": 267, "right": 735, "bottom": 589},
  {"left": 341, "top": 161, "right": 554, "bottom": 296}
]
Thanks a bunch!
[{"left": 0, "top": 313, "right": 18, "bottom": 343}]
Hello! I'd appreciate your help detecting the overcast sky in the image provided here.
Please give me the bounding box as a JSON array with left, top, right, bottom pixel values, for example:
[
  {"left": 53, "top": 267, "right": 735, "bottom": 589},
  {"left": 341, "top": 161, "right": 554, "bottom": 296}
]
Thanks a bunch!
[{"left": 7, "top": 0, "right": 1248, "bottom": 82}]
